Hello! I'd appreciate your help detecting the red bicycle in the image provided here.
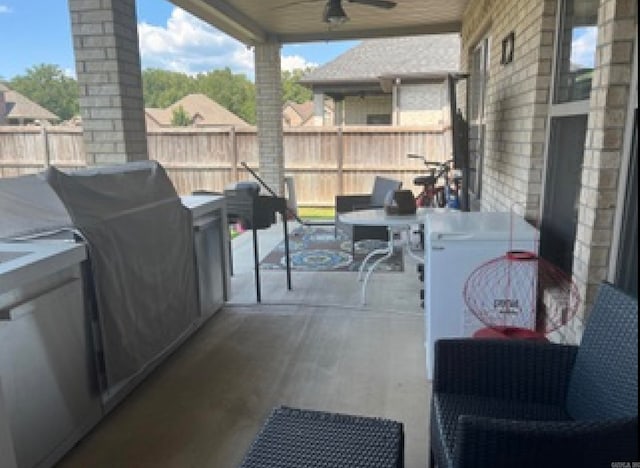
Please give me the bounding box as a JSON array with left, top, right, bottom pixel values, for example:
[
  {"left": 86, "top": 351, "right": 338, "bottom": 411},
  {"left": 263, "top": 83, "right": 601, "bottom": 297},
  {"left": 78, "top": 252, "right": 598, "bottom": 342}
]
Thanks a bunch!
[{"left": 407, "top": 154, "right": 456, "bottom": 208}]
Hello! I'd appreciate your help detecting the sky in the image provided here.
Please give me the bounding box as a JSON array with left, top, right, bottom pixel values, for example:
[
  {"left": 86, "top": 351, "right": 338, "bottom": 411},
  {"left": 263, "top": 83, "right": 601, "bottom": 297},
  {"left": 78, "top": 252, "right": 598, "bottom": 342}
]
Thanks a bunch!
[
  {"left": 570, "top": 27, "right": 597, "bottom": 69},
  {"left": 0, "top": 0, "right": 359, "bottom": 81}
]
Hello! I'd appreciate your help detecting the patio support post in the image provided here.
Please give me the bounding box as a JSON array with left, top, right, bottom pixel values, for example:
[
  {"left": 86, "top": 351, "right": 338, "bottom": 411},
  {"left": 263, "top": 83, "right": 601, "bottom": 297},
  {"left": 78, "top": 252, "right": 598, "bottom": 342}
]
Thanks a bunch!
[
  {"left": 313, "top": 92, "right": 325, "bottom": 125},
  {"left": 69, "top": 0, "right": 148, "bottom": 165},
  {"left": 255, "top": 41, "right": 284, "bottom": 195},
  {"left": 392, "top": 78, "right": 401, "bottom": 125}
]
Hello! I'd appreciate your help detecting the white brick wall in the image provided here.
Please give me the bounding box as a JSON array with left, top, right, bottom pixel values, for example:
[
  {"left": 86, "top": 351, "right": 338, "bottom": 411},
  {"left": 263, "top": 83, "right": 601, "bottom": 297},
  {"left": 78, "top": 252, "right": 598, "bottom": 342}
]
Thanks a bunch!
[
  {"left": 69, "top": 0, "right": 148, "bottom": 165},
  {"left": 255, "top": 42, "right": 284, "bottom": 195},
  {"left": 461, "top": 0, "right": 636, "bottom": 343}
]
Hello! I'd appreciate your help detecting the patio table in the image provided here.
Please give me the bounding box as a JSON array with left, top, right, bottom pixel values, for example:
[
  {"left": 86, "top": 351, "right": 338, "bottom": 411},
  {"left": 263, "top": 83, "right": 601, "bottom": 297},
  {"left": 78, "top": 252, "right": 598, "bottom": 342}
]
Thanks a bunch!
[{"left": 339, "top": 207, "right": 450, "bottom": 305}]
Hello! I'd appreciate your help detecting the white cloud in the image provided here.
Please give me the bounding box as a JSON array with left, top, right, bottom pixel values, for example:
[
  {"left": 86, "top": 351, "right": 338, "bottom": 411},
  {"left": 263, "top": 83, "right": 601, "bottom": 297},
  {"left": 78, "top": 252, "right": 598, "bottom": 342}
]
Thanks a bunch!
[
  {"left": 281, "top": 55, "right": 318, "bottom": 72},
  {"left": 138, "top": 7, "right": 318, "bottom": 79},
  {"left": 63, "top": 67, "right": 77, "bottom": 79},
  {"left": 138, "top": 8, "right": 254, "bottom": 77},
  {"left": 570, "top": 26, "right": 597, "bottom": 69},
  {"left": 0, "top": 5, "right": 11, "bottom": 13}
]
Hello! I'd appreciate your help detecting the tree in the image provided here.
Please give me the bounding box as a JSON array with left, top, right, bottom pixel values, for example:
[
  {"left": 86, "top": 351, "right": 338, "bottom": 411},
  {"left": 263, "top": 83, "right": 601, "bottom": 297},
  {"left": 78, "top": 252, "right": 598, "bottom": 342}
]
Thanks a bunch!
[
  {"left": 9, "top": 64, "right": 79, "bottom": 121},
  {"left": 195, "top": 68, "right": 256, "bottom": 124},
  {"left": 171, "top": 105, "right": 192, "bottom": 126},
  {"left": 143, "top": 68, "right": 256, "bottom": 124},
  {"left": 282, "top": 68, "right": 313, "bottom": 104},
  {"left": 6, "top": 64, "right": 313, "bottom": 126},
  {"left": 142, "top": 68, "right": 195, "bottom": 108}
]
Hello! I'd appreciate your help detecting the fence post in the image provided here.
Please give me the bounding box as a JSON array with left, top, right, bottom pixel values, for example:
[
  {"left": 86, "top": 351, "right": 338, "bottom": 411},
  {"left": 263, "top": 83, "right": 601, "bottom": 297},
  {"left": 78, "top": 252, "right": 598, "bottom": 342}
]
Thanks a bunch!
[
  {"left": 230, "top": 126, "right": 238, "bottom": 182},
  {"left": 337, "top": 126, "right": 343, "bottom": 195},
  {"left": 41, "top": 125, "right": 50, "bottom": 168}
]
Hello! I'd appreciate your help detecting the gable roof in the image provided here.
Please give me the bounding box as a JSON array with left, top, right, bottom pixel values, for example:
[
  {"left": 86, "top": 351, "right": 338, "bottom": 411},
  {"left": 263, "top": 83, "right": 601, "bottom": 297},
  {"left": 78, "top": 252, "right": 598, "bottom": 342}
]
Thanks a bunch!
[
  {"left": 0, "top": 83, "right": 60, "bottom": 122},
  {"left": 283, "top": 100, "right": 315, "bottom": 123},
  {"left": 145, "top": 93, "right": 249, "bottom": 127},
  {"left": 144, "top": 107, "right": 173, "bottom": 127},
  {"left": 301, "top": 34, "right": 460, "bottom": 85}
]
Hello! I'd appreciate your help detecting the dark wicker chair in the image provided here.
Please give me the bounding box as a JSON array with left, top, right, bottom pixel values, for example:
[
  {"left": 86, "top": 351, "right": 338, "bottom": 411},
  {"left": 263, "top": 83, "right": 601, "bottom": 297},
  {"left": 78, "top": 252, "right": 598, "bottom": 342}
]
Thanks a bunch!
[
  {"left": 429, "top": 281, "right": 638, "bottom": 468},
  {"left": 335, "top": 176, "right": 402, "bottom": 254}
]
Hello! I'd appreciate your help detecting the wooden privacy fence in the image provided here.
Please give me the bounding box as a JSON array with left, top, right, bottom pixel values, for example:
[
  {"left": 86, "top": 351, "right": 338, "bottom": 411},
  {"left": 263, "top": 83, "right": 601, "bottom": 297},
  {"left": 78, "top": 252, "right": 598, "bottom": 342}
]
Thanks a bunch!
[{"left": 0, "top": 125, "right": 449, "bottom": 206}]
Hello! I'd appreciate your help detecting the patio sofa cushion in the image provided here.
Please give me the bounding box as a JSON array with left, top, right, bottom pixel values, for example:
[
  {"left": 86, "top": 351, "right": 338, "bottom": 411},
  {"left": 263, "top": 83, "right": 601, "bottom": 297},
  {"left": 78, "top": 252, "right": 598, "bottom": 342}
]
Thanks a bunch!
[
  {"left": 240, "top": 406, "right": 404, "bottom": 468},
  {"left": 429, "top": 281, "right": 638, "bottom": 468}
]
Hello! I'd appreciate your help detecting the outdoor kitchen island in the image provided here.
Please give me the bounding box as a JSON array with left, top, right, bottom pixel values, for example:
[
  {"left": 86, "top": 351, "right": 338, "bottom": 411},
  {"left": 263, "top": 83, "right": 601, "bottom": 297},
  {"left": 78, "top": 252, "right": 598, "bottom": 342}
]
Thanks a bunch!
[
  {"left": 0, "top": 163, "right": 231, "bottom": 468},
  {"left": 182, "top": 194, "right": 231, "bottom": 319},
  {"left": 0, "top": 241, "right": 102, "bottom": 468}
]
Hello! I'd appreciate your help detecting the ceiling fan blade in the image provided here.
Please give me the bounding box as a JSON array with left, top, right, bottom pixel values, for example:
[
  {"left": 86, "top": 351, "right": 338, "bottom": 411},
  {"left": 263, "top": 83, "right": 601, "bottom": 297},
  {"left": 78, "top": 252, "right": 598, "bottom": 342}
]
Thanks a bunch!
[
  {"left": 347, "top": 0, "right": 397, "bottom": 9},
  {"left": 273, "top": 0, "right": 322, "bottom": 11}
]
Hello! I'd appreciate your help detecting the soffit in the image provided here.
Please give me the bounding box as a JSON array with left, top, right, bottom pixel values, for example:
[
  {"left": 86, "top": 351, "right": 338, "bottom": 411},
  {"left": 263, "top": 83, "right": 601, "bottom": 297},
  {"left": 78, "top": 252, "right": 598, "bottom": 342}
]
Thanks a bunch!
[{"left": 170, "top": 0, "right": 469, "bottom": 45}]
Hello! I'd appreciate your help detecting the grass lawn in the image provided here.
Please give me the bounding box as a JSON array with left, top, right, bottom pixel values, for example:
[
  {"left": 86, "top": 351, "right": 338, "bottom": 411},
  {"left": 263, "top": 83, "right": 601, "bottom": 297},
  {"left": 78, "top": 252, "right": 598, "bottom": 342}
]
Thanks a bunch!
[{"left": 296, "top": 206, "right": 335, "bottom": 219}]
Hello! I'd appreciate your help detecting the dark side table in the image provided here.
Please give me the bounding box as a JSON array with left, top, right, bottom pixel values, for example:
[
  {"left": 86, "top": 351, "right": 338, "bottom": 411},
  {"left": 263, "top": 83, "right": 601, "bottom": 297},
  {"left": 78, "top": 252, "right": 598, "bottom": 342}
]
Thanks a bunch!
[{"left": 240, "top": 406, "right": 404, "bottom": 468}]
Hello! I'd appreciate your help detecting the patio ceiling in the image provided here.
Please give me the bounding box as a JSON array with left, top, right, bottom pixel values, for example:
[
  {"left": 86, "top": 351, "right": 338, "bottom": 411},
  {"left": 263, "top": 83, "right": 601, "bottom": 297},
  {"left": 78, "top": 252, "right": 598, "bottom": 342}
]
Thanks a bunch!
[{"left": 170, "top": 0, "right": 469, "bottom": 45}]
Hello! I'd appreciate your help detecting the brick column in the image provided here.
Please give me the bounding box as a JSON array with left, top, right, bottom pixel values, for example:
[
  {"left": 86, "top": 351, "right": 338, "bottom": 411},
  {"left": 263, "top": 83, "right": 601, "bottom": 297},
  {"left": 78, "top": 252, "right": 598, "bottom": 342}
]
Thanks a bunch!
[
  {"left": 255, "top": 42, "right": 284, "bottom": 195},
  {"left": 69, "top": 0, "right": 148, "bottom": 165},
  {"left": 573, "top": 0, "right": 636, "bottom": 316}
]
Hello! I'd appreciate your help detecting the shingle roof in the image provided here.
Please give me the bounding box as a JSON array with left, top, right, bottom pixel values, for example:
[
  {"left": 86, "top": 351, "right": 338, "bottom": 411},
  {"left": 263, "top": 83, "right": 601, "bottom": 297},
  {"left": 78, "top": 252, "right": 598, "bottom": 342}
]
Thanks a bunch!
[
  {"left": 301, "top": 34, "right": 460, "bottom": 84},
  {"left": 145, "top": 107, "right": 173, "bottom": 127},
  {"left": 0, "top": 83, "right": 60, "bottom": 121},
  {"left": 284, "top": 100, "right": 315, "bottom": 123},
  {"left": 171, "top": 94, "right": 248, "bottom": 126},
  {"left": 145, "top": 94, "right": 249, "bottom": 127}
]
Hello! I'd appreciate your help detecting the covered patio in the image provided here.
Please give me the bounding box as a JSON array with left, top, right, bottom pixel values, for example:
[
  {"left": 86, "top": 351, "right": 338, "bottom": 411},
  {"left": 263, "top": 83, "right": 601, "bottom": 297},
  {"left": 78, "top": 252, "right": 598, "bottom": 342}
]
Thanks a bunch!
[
  {"left": 0, "top": 0, "right": 636, "bottom": 466},
  {"left": 67, "top": 0, "right": 637, "bottom": 318},
  {"left": 56, "top": 222, "right": 430, "bottom": 467}
]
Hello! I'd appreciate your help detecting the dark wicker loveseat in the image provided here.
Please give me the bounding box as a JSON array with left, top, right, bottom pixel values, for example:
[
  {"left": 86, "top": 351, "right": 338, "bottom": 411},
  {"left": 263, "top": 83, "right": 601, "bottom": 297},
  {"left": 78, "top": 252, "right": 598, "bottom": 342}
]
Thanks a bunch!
[{"left": 429, "top": 281, "right": 638, "bottom": 468}]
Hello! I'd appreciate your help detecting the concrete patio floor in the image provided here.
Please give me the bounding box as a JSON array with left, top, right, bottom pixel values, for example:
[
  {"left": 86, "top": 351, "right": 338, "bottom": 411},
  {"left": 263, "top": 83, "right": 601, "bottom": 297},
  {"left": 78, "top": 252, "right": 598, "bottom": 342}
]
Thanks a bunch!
[{"left": 56, "top": 221, "right": 430, "bottom": 468}]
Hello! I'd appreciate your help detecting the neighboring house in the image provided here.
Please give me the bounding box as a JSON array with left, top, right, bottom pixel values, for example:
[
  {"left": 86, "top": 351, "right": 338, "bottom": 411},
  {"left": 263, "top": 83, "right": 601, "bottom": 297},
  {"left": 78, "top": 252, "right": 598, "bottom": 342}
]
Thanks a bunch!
[
  {"left": 144, "top": 93, "right": 249, "bottom": 129},
  {"left": 282, "top": 100, "right": 334, "bottom": 127},
  {"left": 282, "top": 100, "right": 314, "bottom": 127},
  {"left": 0, "top": 83, "right": 60, "bottom": 125},
  {"left": 300, "top": 34, "right": 460, "bottom": 126}
]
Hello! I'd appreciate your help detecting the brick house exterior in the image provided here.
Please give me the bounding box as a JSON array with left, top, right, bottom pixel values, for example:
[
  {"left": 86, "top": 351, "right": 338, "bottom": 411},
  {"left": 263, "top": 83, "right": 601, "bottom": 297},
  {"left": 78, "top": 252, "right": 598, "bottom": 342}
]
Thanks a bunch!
[
  {"left": 301, "top": 34, "right": 460, "bottom": 127},
  {"left": 460, "top": 0, "right": 637, "bottom": 341}
]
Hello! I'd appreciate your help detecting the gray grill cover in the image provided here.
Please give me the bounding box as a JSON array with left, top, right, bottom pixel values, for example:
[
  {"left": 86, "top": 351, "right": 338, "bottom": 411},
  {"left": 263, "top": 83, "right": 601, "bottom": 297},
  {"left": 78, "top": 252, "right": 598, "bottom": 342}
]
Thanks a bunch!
[
  {"left": 44, "top": 161, "right": 199, "bottom": 386},
  {"left": 0, "top": 174, "right": 73, "bottom": 240}
]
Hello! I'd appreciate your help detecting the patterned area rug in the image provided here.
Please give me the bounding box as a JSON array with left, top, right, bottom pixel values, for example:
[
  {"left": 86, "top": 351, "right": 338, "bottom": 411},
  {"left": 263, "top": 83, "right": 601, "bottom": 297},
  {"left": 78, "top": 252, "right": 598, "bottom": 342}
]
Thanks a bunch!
[{"left": 260, "top": 226, "right": 403, "bottom": 272}]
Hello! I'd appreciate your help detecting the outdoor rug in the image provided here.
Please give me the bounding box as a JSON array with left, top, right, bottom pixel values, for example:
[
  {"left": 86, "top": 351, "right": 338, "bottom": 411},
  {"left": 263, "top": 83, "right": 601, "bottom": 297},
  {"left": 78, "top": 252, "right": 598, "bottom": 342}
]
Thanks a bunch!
[{"left": 260, "top": 226, "right": 403, "bottom": 272}]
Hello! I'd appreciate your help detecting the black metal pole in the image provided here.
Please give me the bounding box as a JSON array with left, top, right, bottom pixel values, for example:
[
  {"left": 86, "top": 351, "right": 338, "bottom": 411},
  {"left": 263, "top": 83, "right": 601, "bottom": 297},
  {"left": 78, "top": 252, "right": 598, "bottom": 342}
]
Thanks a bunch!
[
  {"left": 283, "top": 213, "right": 291, "bottom": 290},
  {"left": 253, "top": 225, "right": 261, "bottom": 302}
]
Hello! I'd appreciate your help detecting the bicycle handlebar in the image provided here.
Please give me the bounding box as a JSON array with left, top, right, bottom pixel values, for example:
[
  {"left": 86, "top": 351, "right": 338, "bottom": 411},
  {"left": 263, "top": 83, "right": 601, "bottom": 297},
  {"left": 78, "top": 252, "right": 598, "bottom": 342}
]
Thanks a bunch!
[{"left": 407, "top": 154, "right": 454, "bottom": 169}]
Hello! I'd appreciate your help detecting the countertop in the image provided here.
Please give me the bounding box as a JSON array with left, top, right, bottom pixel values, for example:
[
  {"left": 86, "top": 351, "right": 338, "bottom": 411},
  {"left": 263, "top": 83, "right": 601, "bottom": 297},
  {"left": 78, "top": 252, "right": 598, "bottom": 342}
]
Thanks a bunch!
[
  {"left": 181, "top": 195, "right": 226, "bottom": 218},
  {"left": 0, "top": 241, "right": 87, "bottom": 295}
]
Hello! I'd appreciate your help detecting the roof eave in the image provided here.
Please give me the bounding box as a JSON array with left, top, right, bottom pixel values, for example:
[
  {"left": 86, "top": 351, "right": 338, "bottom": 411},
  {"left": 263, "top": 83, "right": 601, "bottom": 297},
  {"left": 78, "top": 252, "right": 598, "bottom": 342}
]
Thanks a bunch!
[
  {"left": 170, "top": 0, "right": 269, "bottom": 45},
  {"left": 275, "top": 21, "right": 462, "bottom": 44}
]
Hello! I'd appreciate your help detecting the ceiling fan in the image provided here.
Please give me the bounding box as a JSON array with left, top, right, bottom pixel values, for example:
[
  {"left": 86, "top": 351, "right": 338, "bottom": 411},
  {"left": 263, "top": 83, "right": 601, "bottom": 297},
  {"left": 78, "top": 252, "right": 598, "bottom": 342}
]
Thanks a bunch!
[{"left": 275, "top": 0, "right": 397, "bottom": 25}]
